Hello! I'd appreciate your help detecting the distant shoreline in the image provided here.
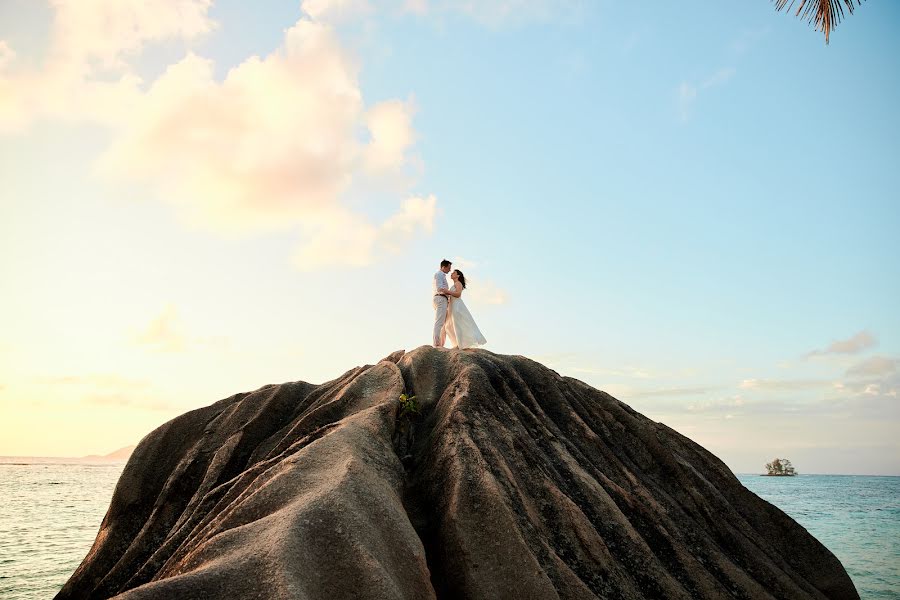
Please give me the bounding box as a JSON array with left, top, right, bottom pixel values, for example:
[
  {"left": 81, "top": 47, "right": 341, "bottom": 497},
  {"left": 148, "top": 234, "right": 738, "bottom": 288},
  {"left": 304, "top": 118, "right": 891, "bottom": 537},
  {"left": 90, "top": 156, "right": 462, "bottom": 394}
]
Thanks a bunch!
[
  {"left": 0, "top": 445, "right": 134, "bottom": 465},
  {"left": 737, "top": 472, "right": 900, "bottom": 478},
  {"left": 0, "top": 457, "right": 129, "bottom": 465},
  {"left": 0, "top": 460, "right": 896, "bottom": 477}
]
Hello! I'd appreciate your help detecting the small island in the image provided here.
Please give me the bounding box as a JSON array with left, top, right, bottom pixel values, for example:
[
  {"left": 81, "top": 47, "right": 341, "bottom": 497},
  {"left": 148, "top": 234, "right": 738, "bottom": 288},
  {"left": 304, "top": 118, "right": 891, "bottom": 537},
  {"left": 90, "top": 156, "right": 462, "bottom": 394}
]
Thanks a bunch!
[{"left": 764, "top": 457, "right": 797, "bottom": 476}]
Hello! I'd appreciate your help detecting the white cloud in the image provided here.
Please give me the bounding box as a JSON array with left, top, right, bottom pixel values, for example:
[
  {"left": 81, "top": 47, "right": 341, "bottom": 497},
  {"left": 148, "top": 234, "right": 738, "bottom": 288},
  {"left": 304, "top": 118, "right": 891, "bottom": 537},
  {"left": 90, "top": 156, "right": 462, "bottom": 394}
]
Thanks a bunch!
[
  {"left": 82, "top": 393, "right": 177, "bottom": 411},
  {"left": 302, "top": 0, "right": 373, "bottom": 21},
  {"left": 379, "top": 194, "right": 437, "bottom": 240},
  {"left": 292, "top": 194, "right": 437, "bottom": 270},
  {"left": 0, "top": 0, "right": 215, "bottom": 132},
  {"left": 631, "top": 386, "right": 723, "bottom": 398},
  {"left": 31, "top": 371, "right": 174, "bottom": 411},
  {"left": 677, "top": 82, "right": 698, "bottom": 121},
  {"left": 2, "top": 2, "right": 436, "bottom": 270},
  {"left": 364, "top": 98, "right": 418, "bottom": 174},
  {"left": 443, "top": 257, "right": 508, "bottom": 305},
  {"left": 846, "top": 356, "right": 898, "bottom": 377},
  {"left": 425, "top": 0, "right": 585, "bottom": 27},
  {"left": 739, "top": 378, "right": 835, "bottom": 391},
  {"left": 128, "top": 304, "right": 235, "bottom": 353},
  {"left": 807, "top": 330, "right": 877, "bottom": 357},
  {"left": 404, "top": 0, "right": 429, "bottom": 15},
  {"left": 300, "top": 0, "right": 583, "bottom": 25},
  {"left": 49, "top": 0, "right": 215, "bottom": 69},
  {"left": 131, "top": 304, "right": 188, "bottom": 352},
  {"left": 34, "top": 373, "right": 152, "bottom": 389},
  {"left": 686, "top": 394, "right": 745, "bottom": 413},
  {"left": 677, "top": 67, "right": 735, "bottom": 122},
  {"left": 467, "top": 280, "right": 509, "bottom": 305},
  {"left": 702, "top": 67, "right": 736, "bottom": 88},
  {"left": 0, "top": 41, "right": 14, "bottom": 70},
  {"left": 96, "top": 19, "right": 369, "bottom": 235},
  {"left": 292, "top": 210, "right": 379, "bottom": 271},
  {"left": 730, "top": 26, "right": 771, "bottom": 55}
]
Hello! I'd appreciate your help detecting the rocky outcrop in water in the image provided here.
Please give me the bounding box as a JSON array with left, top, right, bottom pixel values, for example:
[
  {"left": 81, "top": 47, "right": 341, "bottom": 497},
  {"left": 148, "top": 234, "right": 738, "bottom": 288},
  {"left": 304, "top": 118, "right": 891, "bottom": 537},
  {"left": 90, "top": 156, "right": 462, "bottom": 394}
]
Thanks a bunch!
[{"left": 56, "top": 347, "right": 858, "bottom": 599}]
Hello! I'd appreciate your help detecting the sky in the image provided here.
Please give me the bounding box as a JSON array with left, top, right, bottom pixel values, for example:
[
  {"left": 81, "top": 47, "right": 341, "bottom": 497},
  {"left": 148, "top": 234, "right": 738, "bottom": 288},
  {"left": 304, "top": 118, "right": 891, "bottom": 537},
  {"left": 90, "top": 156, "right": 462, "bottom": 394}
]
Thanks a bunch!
[{"left": 0, "top": 0, "right": 898, "bottom": 475}]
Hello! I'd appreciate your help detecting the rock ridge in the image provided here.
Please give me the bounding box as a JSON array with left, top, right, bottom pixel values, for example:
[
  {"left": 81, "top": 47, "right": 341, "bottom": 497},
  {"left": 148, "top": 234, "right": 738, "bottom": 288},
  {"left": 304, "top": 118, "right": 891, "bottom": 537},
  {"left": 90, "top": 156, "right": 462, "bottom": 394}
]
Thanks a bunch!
[{"left": 56, "top": 346, "right": 858, "bottom": 600}]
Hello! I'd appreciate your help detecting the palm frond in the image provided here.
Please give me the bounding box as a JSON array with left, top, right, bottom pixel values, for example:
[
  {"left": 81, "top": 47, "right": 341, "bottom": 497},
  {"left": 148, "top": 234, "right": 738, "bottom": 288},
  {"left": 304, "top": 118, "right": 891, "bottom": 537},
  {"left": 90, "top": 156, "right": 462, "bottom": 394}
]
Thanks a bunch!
[{"left": 773, "top": 0, "right": 865, "bottom": 44}]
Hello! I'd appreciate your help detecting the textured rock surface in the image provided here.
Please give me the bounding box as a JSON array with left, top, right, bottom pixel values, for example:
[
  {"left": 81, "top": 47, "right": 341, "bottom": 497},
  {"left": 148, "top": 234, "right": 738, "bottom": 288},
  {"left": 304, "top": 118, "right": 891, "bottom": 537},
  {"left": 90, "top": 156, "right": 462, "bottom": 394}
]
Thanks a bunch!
[{"left": 56, "top": 347, "right": 858, "bottom": 600}]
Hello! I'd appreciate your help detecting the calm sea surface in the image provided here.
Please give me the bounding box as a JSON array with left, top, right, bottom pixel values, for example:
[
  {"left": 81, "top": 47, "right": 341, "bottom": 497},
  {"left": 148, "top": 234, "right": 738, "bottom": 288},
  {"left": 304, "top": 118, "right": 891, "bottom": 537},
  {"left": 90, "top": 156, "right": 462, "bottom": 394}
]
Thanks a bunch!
[
  {"left": 0, "top": 463, "right": 897, "bottom": 599},
  {"left": 737, "top": 473, "right": 900, "bottom": 599}
]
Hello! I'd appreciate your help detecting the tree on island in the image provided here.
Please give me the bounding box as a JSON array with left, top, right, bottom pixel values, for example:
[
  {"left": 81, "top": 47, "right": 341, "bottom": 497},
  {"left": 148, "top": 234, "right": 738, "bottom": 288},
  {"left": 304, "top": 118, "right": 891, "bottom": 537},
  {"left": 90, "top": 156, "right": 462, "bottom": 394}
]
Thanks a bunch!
[{"left": 765, "top": 458, "right": 797, "bottom": 476}]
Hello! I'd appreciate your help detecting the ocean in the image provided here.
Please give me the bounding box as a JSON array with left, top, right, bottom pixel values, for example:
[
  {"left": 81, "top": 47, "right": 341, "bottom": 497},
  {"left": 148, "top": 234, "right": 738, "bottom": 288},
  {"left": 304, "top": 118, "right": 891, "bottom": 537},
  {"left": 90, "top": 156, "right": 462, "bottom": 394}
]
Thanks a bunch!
[
  {"left": 0, "top": 463, "right": 897, "bottom": 599},
  {"left": 737, "top": 473, "right": 900, "bottom": 599}
]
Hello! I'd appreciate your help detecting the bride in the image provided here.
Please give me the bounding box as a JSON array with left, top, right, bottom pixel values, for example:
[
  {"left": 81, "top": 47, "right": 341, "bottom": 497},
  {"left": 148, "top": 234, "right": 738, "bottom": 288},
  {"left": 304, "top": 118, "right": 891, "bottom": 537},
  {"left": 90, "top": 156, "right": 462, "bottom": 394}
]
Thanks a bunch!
[{"left": 442, "top": 269, "right": 487, "bottom": 349}]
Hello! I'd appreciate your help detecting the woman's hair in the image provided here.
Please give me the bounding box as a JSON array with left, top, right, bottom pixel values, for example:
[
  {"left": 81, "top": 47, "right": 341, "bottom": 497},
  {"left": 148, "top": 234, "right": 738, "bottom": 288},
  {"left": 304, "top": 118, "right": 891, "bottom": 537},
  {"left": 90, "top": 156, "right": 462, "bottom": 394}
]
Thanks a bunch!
[{"left": 453, "top": 269, "right": 467, "bottom": 289}]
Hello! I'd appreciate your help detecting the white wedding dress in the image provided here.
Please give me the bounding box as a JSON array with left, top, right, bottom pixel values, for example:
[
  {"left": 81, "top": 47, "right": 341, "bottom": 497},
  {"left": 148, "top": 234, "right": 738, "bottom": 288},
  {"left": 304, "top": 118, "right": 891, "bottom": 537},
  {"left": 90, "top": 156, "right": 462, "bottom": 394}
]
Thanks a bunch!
[{"left": 444, "top": 284, "right": 487, "bottom": 349}]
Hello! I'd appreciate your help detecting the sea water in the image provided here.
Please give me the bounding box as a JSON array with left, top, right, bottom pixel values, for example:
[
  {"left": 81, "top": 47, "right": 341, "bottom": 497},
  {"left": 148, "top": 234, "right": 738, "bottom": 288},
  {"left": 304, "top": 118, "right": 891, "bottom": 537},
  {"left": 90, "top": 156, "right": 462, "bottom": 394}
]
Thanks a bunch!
[
  {"left": 0, "top": 462, "right": 125, "bottom": 600},
  {"left": 737, "top": 473, "right": 900, "bottom": 599},
  {"left": 1, "top": 463, "right": 897, "bottom": 599}
]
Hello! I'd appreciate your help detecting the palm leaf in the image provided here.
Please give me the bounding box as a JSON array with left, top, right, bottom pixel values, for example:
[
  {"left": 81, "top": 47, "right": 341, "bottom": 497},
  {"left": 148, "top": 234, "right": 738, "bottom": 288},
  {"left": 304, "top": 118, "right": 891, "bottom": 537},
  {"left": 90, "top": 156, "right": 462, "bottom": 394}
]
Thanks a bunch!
[{"left": 773, "top": 0, "right": 865, "bottom": 44}]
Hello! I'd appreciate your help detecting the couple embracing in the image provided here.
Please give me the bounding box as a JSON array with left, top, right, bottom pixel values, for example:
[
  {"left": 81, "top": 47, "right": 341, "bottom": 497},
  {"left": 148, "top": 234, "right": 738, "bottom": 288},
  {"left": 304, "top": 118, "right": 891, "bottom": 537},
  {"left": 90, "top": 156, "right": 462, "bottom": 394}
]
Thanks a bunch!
[{"left": 432, "top": 259, "right": 487, "bottom": 350}]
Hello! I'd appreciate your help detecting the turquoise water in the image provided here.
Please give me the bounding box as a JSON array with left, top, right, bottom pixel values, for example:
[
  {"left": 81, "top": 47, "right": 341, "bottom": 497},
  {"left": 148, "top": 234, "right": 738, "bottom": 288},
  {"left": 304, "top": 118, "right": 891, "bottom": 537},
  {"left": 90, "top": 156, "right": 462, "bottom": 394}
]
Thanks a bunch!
[
  {"left": 0, "top": 463, "right": 897, "bottom": 599},
  {"left": 737, "top": 473, "right": 900, "bottom": 599}
]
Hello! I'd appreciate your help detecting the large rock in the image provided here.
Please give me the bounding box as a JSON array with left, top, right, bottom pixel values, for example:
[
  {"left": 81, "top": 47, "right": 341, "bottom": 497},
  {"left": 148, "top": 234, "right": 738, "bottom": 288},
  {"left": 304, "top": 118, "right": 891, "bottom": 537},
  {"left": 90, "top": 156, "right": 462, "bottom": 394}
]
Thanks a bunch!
[{"left": 56, "top": 347, "right": 858, "bottom": 599}]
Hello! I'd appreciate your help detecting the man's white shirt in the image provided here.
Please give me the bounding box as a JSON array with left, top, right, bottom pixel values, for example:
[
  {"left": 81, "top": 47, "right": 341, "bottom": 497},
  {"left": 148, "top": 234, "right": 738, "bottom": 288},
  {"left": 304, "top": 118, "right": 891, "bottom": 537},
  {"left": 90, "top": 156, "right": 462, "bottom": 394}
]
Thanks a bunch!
[{"left": 433, "top": 271, "right": 448, "bottom": 296}]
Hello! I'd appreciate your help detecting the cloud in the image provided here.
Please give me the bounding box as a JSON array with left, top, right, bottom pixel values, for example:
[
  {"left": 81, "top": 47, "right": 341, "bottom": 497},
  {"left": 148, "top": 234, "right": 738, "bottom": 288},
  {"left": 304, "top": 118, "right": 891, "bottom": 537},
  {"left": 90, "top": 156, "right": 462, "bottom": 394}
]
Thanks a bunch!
[
  {"left": 630, "top": 385, "right": 723, "bottom": 398},
  {"left": 427, "top": 0, "right": 586, "bottom": 27},
  {"left": 846, "top": 356, "right": 898, "bottom": 378},
  {"left": 131, "top": 304, "right": 188, "bottom": 352},
  {"left": 442, "top": 257, "right": 508, "bottom": 305},
  {"left": 448, "top": 257, "right": 479, "bottom": 270},
  {"left": 806, "top": 330, "right": 877, "bottom": 357},
  {"left": 573, "top": 366, "right": 657, "bottom": 379},
  {"left": 677, "top": 67, "right": 736, "bottom": 122},
  {"left": 739, "top": 378, "right": 836, "bottom": 391},
  {"left": 301, "top": 0, "right": 584, "bottom": 25},
  {"left": 291, "top": 194, "right": 436, "bottom": 270},
  {"left": 404, "top": 0, "right": 429, "bottom": 15},
  {"left": 685, "top": 394, "right": 745, "bottom": 413},
  {"left": 570, "top": 363, "right": 703, "bottom": 381},
  {"left": 302, "top": 0, "right": 373, "bottom": 22},
  {"left": 379, "top": 194, "right": 437, "bottom": 239},
  {"left": 95, "top": 21, "right": 399, "bottom": 236},
  {"left": 31, "top": 372, "right": 173, "bottom": 410},
  {"left": 730, "top": 26, "right": 771, "bottom": 55},
  {"left": 837, "top": 364, "right": 900, "bottom": 400},
  {"left": 364, "top": 98, "right": 418, "bottom": 175},
  {"left": 33, "top": 374, "right": 152, "bottom": 389},
  {"left": 51, "top": 0, "right": 215, "bottom": 69},
  {"left": 0, "top": 41, "right": 14, "bottom": 70},
  {"left": 0, "top": 0, "right": 215, "bottom": 132},
  {"left": 2, "top": 2, "right": 436, "bottom": 270},
  {"left": 467, "top": 280, "right": 509, "bottom": 305},
  {"left": 82, "top": 393, "right": 177, "bottom": 411}
]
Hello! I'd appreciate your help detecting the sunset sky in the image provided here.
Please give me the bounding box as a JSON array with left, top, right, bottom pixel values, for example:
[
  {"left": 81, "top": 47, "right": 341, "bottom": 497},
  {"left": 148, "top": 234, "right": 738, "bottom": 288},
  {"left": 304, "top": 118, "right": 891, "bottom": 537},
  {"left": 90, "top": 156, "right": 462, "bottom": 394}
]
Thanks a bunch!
[{"left": 1, "top": 0, "right": 898, "bottom": 475}]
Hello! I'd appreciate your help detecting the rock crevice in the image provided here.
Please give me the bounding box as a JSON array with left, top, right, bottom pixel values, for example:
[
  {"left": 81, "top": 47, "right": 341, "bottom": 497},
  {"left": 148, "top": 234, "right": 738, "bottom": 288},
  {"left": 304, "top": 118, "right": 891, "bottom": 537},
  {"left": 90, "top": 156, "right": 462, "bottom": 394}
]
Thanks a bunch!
[{"left": 56, "top": 347, "right": 858, "bottom": 600}]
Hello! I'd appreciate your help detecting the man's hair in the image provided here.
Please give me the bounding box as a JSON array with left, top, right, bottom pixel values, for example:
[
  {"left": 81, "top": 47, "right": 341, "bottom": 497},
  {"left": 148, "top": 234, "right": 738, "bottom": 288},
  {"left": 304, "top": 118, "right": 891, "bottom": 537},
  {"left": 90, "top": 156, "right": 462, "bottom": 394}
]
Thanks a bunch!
[{"left": 440, "top": 259, "right": 452, "bottom": 268}]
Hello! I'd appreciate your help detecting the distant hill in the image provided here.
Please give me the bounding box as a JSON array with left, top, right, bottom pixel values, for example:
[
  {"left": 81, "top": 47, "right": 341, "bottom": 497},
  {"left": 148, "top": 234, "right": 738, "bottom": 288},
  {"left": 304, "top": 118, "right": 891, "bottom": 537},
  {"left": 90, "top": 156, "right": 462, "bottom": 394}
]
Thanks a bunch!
[
  {"left": 0, "top": 445, "right": 136, "bottom": 464},
  {"left": 80, "top": 445, "right": 136, "bottom": 462}
]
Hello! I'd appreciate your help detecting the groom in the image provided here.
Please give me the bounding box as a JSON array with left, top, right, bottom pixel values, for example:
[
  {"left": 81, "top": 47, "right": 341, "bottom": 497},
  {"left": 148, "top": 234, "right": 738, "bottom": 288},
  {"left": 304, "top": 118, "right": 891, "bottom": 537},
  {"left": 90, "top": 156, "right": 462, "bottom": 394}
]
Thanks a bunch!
[{"left": 432, "top": 259, "right": 452, "bottom": 347}]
